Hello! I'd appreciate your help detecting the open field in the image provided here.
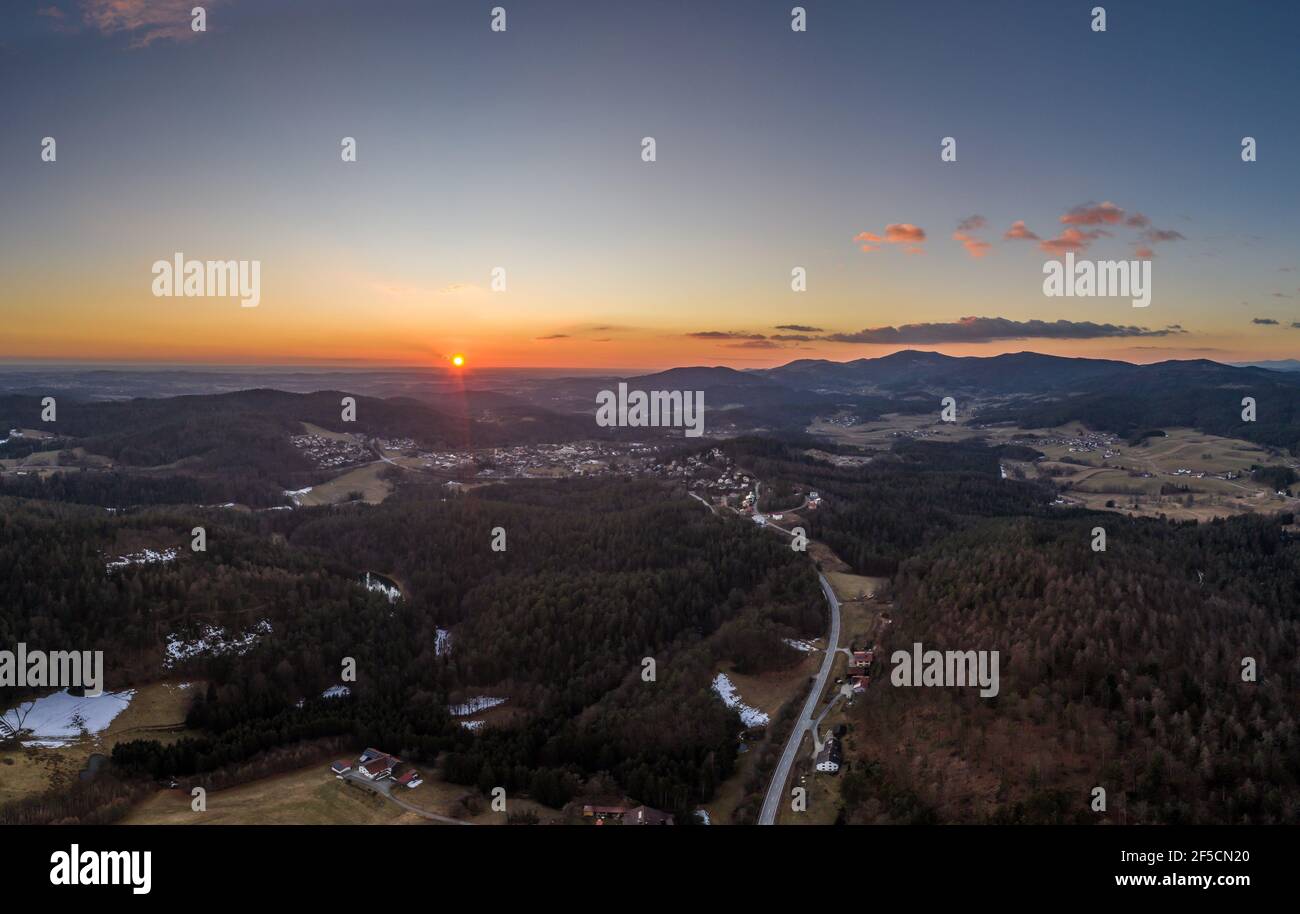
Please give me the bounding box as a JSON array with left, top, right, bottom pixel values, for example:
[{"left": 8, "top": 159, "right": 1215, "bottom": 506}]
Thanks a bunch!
[
  {"left": 0, "top": 681, "right": 196, "bottom": 808},
  {"left": 122, "top": 755, "right": 565, "bottom": 825},
  {"left": 825, "top": 572, "right": 887, "bottom": 605},
  {"left": 122, "top": 764, "right": 426, "bottom": 825},
  {"left": 808, "top": 412, "right": 983, "bottom": 448},
  {"left": 723, "top": 651, "right": 820, "bottom": 723},
  {"left": 295, "top": 461, "right": 393, "bottom": 506},
  {"left": 299, "top": 422, "right": 357, "bottom": 442},
  {"left": 812, "top": 416, "right": 1299, "bottom": 522}
]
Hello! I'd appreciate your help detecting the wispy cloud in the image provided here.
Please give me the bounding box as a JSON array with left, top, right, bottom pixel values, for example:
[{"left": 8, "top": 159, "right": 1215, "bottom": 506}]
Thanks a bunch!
[
  {"left": 686, "top": 330, "right": 767, "bottom": 340},
  {"left": 1003, "top": 220, "right": 1039, "bottom": 241},
  {"left": 823, "top": 316, "right": 1185, "bottom": 344},
  {"left": 81, "top": 0, "right": 220, "bottom": 48},
  {"left": 855, "top": 223, "right": 927, "bottom": 252}
]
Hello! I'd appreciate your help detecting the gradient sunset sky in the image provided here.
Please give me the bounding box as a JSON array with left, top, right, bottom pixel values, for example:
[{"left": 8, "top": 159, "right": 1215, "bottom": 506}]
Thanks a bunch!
[{"left": 2, "top": 0, "right": 1298, "bottom": 370}]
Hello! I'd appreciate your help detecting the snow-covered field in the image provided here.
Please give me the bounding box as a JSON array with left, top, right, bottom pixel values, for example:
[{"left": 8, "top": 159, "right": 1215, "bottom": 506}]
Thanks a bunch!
[
  {"left": 106, "top": 547, "right": 179, "bottom": 574},
  {"left": 0, "top": 689, "right": 135, "bottom": 747},
  {"left": 164, "top": 620, "right": 272, "bottom": 669},
  {"left": 449, "top": 696, "right": 506, "bottom": 717},
  {"left": 711, "top": 673, "right": 770, "bottom": 727}
]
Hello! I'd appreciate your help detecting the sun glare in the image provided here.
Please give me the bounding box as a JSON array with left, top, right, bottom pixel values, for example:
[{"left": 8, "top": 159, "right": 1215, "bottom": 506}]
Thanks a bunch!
[{"left": 451, "top": 354, "right": 465, "bottom": 367}]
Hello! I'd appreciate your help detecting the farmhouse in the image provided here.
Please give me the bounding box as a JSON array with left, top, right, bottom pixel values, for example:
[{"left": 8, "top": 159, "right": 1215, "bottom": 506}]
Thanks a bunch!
[
  {"left": 815, "top": 738, "right": 842, "bottom": 774},
  {"left": 330, "top": 760, "right": 352, "bottom": 776},
  {"left": 582, "top": 804, "right": 628, "bottom": 821},
  {"left": 354, "top": 748, "right": 399, "bottom": 780},
  {"left": 624, "top": 805, "right": 674, "bottom": 825}
]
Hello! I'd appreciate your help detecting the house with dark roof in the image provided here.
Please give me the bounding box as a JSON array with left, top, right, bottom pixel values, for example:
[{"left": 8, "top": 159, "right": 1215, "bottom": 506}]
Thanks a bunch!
[
  {"left": 624, "top": 805, "right": 674, "bottom": 825},
  {"left": 815, "top": 737, "right": 842, "bottom": 774}
]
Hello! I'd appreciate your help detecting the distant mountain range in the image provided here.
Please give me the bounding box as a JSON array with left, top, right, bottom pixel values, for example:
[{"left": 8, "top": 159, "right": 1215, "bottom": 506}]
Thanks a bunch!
[
  {"left": 3, "top": 351, "right": 1299, "bottom": 453},
  {"left": 602, "top": 351, "right": 1300, "bottom": 449},
  {"left": 1233, "top": 359, "right": 1300, "bottom": 372}
]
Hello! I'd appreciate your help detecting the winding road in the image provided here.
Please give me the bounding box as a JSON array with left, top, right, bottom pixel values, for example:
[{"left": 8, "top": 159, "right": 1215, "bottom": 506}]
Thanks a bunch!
[{"left": 758, "top": 571, "right": 841, "bottom": 825}]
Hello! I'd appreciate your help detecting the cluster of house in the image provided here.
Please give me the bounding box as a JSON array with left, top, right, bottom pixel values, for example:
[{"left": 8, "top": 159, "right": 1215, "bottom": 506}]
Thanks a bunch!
[
  {"left": 581, "top": 804, "right": 675, "bottom": 825},
  {"left": 290, "top": 432, "right": 369, "bottom": 468},
  {"left": 849, "top": 647, "right": 873, "bottom": 693},
  {"left": 331, "top": 748, "right": 423, "bottom": 789}
]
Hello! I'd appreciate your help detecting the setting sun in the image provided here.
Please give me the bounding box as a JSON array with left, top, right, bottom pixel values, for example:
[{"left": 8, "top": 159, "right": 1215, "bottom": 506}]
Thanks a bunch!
[{"left": 450, "top": 354, "right": 465, "bottom": 367}]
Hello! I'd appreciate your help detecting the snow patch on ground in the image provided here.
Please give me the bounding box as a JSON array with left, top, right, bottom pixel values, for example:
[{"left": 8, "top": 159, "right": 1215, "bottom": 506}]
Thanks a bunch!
[
  {"left": 711, "top": 673, "right": 770, "bottom": 728},
  {"left": 449, "top": 696, "right": 506, "bottom": 717},
  {"left": 459, "top": 719, "right": 485, "bottom": 731},
  {"left": 283, "top": 486, "right": 314, "bottom": 506},
  {"left": 783, "top": 638, "right": 817, "bottom": 652},
  {"left": 1, "top": 689, "right": 135, "bottom": 748},
  {"left": 164, "top": 620, "right": 272, "bottom": 669},
  {"left": 106, "top": 547, "right": 178, "bottom": 574},
  {"left": 435, "top": 628, "right": 452, "bottom": 657},
  {"left": 362, "top": 573, "right": 402, "bottom": 604},
  {"left": 321, "top": 685, "right": 351, "bottom": 699},
  {"left": 695, "top": 808, "right": 712, "bottom": 825}
]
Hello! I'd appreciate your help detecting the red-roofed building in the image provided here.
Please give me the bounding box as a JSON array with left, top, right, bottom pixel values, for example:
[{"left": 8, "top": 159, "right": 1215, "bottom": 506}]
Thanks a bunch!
[
  {"left": 395, "top": 769, "right": 423, "bottom": 789},
  {"left": 359, "top": 755, "right": 397, "bottom": 780}
]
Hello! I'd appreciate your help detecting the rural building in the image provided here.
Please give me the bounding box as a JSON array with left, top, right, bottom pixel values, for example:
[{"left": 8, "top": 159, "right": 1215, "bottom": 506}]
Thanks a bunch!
[
  {"left": 851, "top": 675, "right": 870, "bottom": 693},
  {"left": 330, "top": 760, "right": 352, "bottom": 776},
  {"left": 395, "top": 769, "right": 423, "bottom": 789},
  {"left": 582, "top": 804, "right": 628, "bottom": 821},
  {"left": 815, "top": 738, "right": 842, "bottom": 773},
  {"left": 624, "top": 805, "right": 674, "bottom": 825},
  {"left": 355, "top": 748, "right": 399, "bottom": 780}
]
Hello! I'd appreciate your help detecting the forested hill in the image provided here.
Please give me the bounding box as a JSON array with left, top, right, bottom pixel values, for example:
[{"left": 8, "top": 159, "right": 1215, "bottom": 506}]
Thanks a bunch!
[
  {"left": 2, "top": 476, "right": 824, "bottom": 824},
  {"left": 720, "top": 436, "right": 1300, "bottom": 823},
  {"left": 0, "top": 388, "right": 598, "bottom": 468}
]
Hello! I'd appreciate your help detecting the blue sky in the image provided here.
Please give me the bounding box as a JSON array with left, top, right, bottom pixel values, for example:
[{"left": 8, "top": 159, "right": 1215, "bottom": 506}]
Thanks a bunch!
[{"left": 1, "top": 0, "right": 1297, "bottom": 367}]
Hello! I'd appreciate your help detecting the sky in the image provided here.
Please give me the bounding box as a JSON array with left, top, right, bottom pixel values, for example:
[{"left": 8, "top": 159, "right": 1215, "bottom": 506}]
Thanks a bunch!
[{"left": 1, "top": 0, "right": 1298, "bottom": 370}]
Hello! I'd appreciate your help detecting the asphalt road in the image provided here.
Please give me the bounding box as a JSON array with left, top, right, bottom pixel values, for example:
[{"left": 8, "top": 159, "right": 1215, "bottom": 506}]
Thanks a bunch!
[{"left": 758, "top": 571, "right": 841, "bottom": 825}]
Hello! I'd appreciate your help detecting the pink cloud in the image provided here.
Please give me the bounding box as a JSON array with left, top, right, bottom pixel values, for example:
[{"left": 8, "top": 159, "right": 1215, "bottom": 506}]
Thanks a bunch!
[
  {"left": 1039, "top": 227, "right": 1102, "bottom": 256},
  {"left": 1003, "top": 220, "right": 1039, "bottom": 241},
  {"left": 81, "top": 0, "right": 219, "bottom": 48},
  {"left": 1061, "top": 201, "right": 1126, "bottom": 226},
  {"left": 885, "top": 223, "right": 927, "bottom": 244},
  {"left": 952, "top": 231, "right": 991, "bottom": 258},
  {"left": 855, "top": 223, "right": 926, "bottom": 253}
]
